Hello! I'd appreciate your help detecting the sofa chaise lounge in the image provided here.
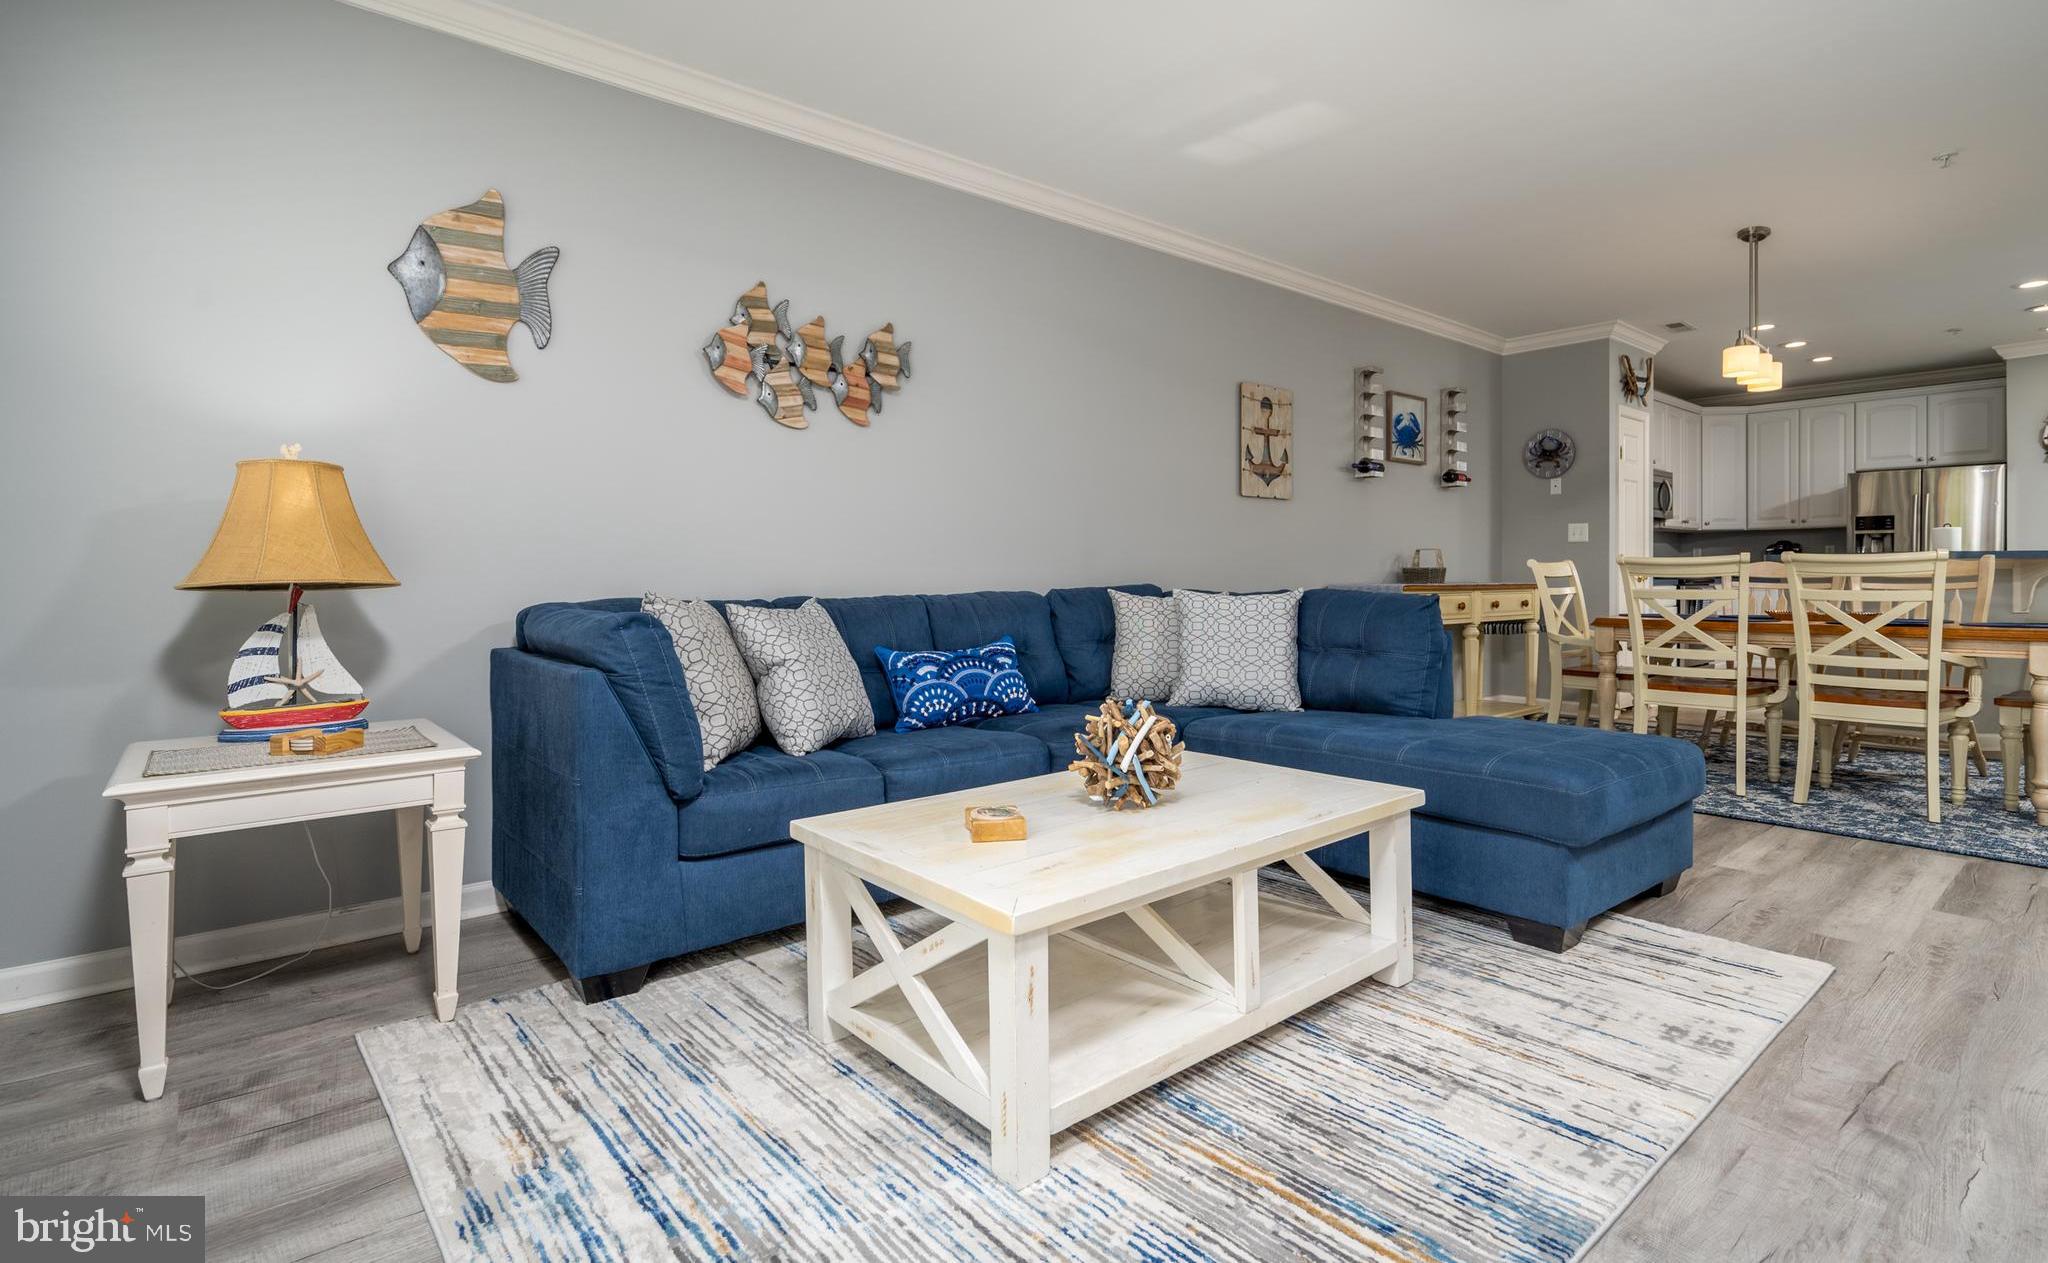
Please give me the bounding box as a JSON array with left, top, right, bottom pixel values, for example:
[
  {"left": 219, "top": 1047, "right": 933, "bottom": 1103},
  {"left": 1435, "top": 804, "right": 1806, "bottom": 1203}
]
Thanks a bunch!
[{"left": 491, "top": 585, "right": 1705, "bottom": 999}]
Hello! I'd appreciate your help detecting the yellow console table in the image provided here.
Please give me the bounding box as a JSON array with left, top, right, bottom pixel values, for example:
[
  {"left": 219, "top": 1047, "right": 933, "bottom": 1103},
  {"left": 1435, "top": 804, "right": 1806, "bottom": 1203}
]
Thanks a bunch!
[{"left": 1401, "top": 583, "right": 1544, "bottom": 719}]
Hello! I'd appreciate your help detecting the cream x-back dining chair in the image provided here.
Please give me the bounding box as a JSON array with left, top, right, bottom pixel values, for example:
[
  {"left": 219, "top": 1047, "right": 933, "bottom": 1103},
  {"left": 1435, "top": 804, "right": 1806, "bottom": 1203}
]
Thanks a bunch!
[
  {"left": 1785, "top": 551, "right": 1983, "bottom": 824},
  {"left": 1619, "top": 554, "right": 1787, "bottom": 796},
  {"left": 1528, "top": 559, "right": 1600, "bottom": 725},
  {"left": 1838, "top": 552, "right": 1996, "bottom": 788}
]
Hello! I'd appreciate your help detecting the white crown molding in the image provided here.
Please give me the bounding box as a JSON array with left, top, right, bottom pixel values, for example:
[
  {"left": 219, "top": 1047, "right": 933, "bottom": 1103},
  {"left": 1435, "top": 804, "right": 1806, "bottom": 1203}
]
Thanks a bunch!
[
  {"left": 1686, "top": 361, "right": 2006, "bottom": 407},
  {"left": 0, "top": 880, "right": 499, "bottom": 1015},
  {"left": 1995, "top": 338, "right": 2048, "bottom": 361},
  {"left": 336, "top": 0, "right": 1510, "bottom": 353},
  {"left": 1501, "top": 321, "right": 1668, "bottom": 357}
]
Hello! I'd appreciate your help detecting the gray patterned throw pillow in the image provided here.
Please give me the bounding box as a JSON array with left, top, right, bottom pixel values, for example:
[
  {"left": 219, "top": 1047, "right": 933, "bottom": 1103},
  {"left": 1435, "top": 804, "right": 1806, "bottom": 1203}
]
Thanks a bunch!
[
  {"left": 1108, "top": 589, "right": 1181, "bottom": 700},
  {"left": 724, "top": 599, "right": 876, "bottom": 756},
  {"left": 1169, "top": 589, "right": 1304, "bottom": 711},
  {"left": 643, "top": 594, "right": 762, "bottom": 770}
]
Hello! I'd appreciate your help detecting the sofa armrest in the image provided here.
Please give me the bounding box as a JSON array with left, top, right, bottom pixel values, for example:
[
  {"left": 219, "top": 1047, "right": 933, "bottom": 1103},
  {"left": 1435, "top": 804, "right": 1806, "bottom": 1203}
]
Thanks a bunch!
[
  {"left": 490, "top": 648, "right": 686, "bottom": 978},
  {"left": 1298, "top": 588, "right": 1456, "bottom": 719},
  {"left": 517, "top": 602, "right": 704, "bottom": 802}
]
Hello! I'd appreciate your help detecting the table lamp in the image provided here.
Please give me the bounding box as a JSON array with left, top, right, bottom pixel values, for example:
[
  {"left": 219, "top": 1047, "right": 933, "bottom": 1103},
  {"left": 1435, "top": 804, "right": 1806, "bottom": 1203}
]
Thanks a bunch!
[{"left": 178, "top": 446, "right": 398, "bottom": 742}]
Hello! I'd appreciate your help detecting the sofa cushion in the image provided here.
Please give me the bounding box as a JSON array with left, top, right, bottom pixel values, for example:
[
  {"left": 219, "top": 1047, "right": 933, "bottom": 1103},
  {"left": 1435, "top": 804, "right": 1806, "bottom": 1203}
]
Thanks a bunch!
[
  {"left": 979, "top": 701, "right": 1234, "bottom": 760},
  {"left": 515, "top": 601, "right": 704, "bottom": 803},
  {"left": 1171, "top": 589, "right": 1304, "bottom": 711},
  {"left": 1047, "top": 584, "right": 1166, "bottom": 702},
  {"left": 879, "top": 637, "right": 1039, "bottom": 732},
  {"left": 1298, "top": 588, "right": 1453, "bottom": 719},
  {"left": 1109, "top": 589, "right": 1181, "bottom": 700},
  {"left": 642, "top": 594, "right": 762, "bottom": 769},
  {"left": 726, "top": 599, "right": 877, "bottom": 756},
  {"left": 1182, "top": 712, "right": 1703, "bottom": 846},
  {"left": 922, "top": 591, "right": 1069, "bottom": 705},
  {"left": 834, "top": 726, "right": 1052, "bottom": 801},
  {"left": 817, "top": 595, "right": 933, "bottom": 728},
  {"left": 676, "top": 745, "right": 884, "bottom": 859}
]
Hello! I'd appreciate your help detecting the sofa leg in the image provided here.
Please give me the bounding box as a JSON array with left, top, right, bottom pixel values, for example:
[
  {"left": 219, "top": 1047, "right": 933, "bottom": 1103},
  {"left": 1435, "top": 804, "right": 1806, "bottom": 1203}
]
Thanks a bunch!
[
  {"left": 1646, "top": 872, "right": 1684, "bottom": 898},
  {"left": 568, "top": 963, "right": 651, "bottom": 1004},
  {"left": 1503, "top": 916, "right": 1586, "bottom": 953}
]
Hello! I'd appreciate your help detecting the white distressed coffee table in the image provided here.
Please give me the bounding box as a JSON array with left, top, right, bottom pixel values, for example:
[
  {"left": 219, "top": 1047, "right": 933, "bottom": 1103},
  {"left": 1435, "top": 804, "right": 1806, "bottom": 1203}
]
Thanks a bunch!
[{"left": 791, "top": 750, "right": 1419, "bottom": 1187}]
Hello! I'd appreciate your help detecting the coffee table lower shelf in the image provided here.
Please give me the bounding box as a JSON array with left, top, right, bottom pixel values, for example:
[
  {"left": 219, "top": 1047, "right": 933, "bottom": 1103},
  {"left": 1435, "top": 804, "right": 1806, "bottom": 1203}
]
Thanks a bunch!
[{"left": 806, "top": 853, "right": 1410, "bottom": 1185}]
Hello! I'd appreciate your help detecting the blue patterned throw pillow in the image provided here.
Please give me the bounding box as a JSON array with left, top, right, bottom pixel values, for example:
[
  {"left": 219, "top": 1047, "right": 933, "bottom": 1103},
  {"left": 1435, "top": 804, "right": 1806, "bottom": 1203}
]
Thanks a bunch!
[{"left": 877, "top": 637, "right": 1039, "bottom": 732}]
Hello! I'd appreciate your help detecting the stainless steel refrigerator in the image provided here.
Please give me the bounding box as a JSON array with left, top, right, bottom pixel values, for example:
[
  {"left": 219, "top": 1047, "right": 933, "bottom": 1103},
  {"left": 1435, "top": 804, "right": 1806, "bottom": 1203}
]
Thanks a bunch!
[{"left": 1848, "top": 463, "right": 2006, "bottom": 553}]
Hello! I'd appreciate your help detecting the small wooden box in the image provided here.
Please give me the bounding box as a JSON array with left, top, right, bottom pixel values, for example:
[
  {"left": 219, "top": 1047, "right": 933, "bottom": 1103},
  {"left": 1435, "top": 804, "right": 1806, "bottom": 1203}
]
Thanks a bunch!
[
  {"left": 964, "top": 805, "right": 1027, "bottom": 843},
  {"left": 269, "top": 728, "right": 366, "bottom": 757}
]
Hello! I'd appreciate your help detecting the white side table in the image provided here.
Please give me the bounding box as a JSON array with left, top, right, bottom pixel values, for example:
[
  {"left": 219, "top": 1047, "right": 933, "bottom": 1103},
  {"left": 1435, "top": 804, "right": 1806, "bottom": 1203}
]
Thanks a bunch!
[{"left": 101, "top": 719, "right": 480, "bottom": 1101}]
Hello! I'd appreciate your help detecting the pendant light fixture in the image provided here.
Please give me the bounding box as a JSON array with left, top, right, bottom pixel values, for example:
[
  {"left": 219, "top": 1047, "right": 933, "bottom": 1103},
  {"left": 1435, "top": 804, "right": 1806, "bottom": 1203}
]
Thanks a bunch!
[{"left": 1721, "top": 226, "right": 1783, "bottom": 393}]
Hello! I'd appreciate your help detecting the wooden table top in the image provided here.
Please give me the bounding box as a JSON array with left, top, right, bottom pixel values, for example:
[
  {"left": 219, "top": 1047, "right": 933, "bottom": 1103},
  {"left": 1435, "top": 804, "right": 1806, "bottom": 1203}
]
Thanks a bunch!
[
  {"left": 1592, "top": 614, "right": 2048, "bottom": 643},
  {"left": 790, "top": 752, "right": 1420, "bottom": 936}
]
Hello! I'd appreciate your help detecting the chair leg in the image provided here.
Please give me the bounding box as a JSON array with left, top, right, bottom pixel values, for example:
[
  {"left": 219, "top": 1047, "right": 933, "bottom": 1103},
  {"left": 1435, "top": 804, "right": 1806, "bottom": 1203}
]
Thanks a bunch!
[
  {"left": 1950, "top": 720, "right": 1971, "bottom": 807},
  {"left": 1657, "top": 706, "right": 1678, "bottom": 738},
  {"left": 2003, "top": 714, "right": 2025, "bottom": 812},
  {"left": 1792, "top": 716, "right": 1816, "bottom": 805},
  {"left": 1970, "top": 731, "right": 1989, "bottom": 778},
  {"left": 1844, "top": 727, "right": 1863, "bottom": 765},
  {"left": 1732, "top": 709, "right": 1747, "bottom": 798},
  {"left": 1926, "top": 729, "right": 1942, "bottom": 825},
  {"left": 1575, "top": 694, "right": 1591, "bottom": 727},
  {"left": 1817, "top": 722, "right": 1840, "bottom": 790},
  {"left": 1766, "top": 703, "right": 1784, "bottom": 784},
  {"left": 1632, "top": 692, "right": 1650, "bottom": 736}
]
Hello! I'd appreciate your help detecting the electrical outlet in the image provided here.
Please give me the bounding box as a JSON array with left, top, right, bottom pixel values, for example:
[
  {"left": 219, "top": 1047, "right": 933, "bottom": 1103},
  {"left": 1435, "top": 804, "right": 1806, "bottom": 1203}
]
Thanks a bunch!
[
  {"left": 1549, "top": 478, "right": 1562, "bottom": 495},
  {"left": 1567, "top": 522, "right": 1590, "bottom": 543}
]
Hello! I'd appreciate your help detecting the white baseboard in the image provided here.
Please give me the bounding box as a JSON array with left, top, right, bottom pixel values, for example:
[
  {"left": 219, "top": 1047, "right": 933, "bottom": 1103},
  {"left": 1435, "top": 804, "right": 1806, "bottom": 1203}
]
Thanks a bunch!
[{"left": 0, "top": 880, "right": 501, "bottom": 1016}]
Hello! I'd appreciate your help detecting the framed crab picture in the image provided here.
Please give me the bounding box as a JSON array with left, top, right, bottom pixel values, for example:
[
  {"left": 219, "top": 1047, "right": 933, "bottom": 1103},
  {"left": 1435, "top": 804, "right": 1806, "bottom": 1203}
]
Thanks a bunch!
[{"left": 1387, "top": 391, "right": 1428, "bottom": 464}]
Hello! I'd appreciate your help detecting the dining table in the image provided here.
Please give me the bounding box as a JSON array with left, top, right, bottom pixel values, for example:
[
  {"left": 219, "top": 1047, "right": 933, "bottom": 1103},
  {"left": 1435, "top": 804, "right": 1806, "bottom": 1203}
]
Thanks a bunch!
[{"left": 1589, "top": 613, "right": 2048, "bottom": 824}]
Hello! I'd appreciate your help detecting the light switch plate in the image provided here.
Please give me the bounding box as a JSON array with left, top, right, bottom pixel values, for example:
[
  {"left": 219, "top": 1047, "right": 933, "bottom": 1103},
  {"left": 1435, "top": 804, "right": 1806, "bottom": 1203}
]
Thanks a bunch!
[
  {"left": 1567, "top": 522, "right": 1590, "bottom": 543},
  {"left": 1549, "top": 478, "right": 1562, "bottom": 495}
]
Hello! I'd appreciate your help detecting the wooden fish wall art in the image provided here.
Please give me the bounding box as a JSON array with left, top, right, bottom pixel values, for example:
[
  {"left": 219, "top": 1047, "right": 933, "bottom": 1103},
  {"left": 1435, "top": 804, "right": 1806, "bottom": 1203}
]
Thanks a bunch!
[
  {"left": 389, "top": 188, "right": 559, "bottom": 383},
  {"left": 700, "top": 281, "right": 912, "bottom": 429}
]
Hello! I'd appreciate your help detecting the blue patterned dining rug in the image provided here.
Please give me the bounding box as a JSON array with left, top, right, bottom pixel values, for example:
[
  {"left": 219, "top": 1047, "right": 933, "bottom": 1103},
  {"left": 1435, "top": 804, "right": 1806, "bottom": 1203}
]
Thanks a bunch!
[
  {"left": 358, "top": 874, "right": 1829, "bottom": 1263},
  {"left": 1690, "top": 735, "right": 2048, "bottom": 868}
]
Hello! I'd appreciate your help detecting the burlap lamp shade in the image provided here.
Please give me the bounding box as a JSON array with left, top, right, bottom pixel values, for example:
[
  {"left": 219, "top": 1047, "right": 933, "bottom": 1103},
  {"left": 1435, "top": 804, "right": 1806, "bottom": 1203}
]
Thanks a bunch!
[{"left": 178, "top": 458, "right": 397, "bottom": 590}]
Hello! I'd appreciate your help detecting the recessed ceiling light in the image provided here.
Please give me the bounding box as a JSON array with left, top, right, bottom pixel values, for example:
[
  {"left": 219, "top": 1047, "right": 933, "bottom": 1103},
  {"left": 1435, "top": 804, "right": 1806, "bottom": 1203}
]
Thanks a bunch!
[
  {"left": 1753, "top": 323, "right": 1776, "bottom": 332},
  {"left": 2020, "top": 279, "right": 2048, "bottom": 290},
  {"left": 1783, "top": 340, "right": 1808, "bottom": 348},
  {"left": 2029, "top": 304, "right": 2048, "bottom": 314},
  {"left": 1811, "top": 355, "right": 1834, "bottom": 363}
]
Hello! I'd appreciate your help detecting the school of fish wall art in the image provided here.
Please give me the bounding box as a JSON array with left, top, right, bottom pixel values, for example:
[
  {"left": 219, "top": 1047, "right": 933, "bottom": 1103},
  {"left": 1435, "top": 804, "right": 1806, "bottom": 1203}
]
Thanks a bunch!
[{"left": 701, "top": 281, "right": 911, "bottom": 428}]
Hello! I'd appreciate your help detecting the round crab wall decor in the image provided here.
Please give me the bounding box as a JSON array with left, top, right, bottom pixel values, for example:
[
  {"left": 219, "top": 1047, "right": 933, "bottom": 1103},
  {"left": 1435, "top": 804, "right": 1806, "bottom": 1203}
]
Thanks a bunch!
[{"left": 1523, "top": 429, "right": 1577, "bottom": 479}]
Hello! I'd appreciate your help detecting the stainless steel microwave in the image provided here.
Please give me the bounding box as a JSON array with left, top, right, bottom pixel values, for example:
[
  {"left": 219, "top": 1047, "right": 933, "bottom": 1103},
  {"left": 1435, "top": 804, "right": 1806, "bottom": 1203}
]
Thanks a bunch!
[{"left": 1652, "top": 468, "right": 1674, "bottom": 522}]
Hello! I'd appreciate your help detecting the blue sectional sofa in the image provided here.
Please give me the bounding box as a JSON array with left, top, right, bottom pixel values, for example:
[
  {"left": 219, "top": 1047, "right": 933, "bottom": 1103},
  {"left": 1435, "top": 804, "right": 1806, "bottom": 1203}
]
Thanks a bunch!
[{"left": 492, "top": 585, "right": 1705, "bottom": 999}]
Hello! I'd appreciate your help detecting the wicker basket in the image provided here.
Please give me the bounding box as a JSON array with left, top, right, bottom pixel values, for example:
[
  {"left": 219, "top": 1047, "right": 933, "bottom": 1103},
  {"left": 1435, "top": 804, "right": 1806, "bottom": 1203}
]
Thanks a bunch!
[{"left": 1400, "top": 548, "right": 1447, "bottom": 584}]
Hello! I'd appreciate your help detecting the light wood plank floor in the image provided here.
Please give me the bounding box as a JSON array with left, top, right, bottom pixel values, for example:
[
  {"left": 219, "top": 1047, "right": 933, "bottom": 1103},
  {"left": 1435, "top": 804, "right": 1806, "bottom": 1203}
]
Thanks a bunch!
[{"left": 2, "top": 814, "right": 2043, "bottom": 1261}]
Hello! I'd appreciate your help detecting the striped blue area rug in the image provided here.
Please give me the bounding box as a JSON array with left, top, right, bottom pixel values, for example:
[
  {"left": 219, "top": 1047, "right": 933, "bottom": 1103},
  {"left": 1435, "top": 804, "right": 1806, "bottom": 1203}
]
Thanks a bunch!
[{"left": 358, "top": 877, "right": 1829, "bottom": 1263}]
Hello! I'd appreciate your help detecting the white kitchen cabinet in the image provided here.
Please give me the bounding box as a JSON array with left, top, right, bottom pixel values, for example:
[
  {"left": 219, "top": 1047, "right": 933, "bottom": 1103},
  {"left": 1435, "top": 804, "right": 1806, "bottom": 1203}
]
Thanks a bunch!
[
  {"left": 1747, "top": 408, "right": 1802, "bottom": 529},
  {"left": 1856, "top": 397, "right": 1926, "bottom": 469},
  {"left": 1673, "top": 407, "right": 1702, "bottom": 528},
  {"left": 1927, "top": 386, "right": 2005, "bottom": 464},
  {"left": 1800, "top": 403, "right": 1853, "bottom": 526},
  {"left": 1700, "top": 409, "right": 1748, "bottom": 530}
]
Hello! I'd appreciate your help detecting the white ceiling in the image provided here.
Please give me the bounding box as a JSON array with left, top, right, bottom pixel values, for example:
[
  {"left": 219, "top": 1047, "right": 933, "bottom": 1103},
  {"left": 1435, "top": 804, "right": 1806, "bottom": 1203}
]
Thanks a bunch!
[{"left": 365, "top": 0, "right": 2048, "bottom": 396}]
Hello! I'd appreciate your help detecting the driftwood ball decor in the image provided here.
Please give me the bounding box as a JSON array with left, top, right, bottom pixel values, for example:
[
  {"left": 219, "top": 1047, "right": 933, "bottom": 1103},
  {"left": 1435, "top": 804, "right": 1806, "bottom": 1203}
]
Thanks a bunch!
[{"left": 1070, "top": 699, "right": 1185, "bottom": 810}]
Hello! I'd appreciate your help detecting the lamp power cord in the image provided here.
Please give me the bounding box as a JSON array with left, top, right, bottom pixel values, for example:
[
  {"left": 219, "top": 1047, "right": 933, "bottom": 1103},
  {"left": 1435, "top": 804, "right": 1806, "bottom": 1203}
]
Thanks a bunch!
[{"left": 171, "top": 825, "right": 336, "bottom": 992}]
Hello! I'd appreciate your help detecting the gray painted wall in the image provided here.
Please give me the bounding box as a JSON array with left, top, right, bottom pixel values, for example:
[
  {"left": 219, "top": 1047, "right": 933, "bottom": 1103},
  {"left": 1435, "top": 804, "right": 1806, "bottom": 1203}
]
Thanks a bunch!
[
  {"left": 1496, "top": 341, "right": 1615, "bottom": 597},
  {"left": 2006, "top": 357, "right": 2048, "bottom": 547},
  {"left": 0, "top": 0, "right": 1501, "bottom": 972}
]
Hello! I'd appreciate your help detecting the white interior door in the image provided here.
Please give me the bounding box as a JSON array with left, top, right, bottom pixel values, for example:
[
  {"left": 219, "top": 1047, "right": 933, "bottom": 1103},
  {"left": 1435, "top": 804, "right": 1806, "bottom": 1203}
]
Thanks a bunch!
[{"left": 1616, "top": 410, "right": 1651, "bottom": 607}]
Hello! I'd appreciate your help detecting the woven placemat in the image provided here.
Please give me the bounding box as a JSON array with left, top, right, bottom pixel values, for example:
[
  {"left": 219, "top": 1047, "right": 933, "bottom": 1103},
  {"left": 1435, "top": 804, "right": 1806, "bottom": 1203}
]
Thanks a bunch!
[{"left": 143, "top": 725, "right": 433, "bottom": 777}]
